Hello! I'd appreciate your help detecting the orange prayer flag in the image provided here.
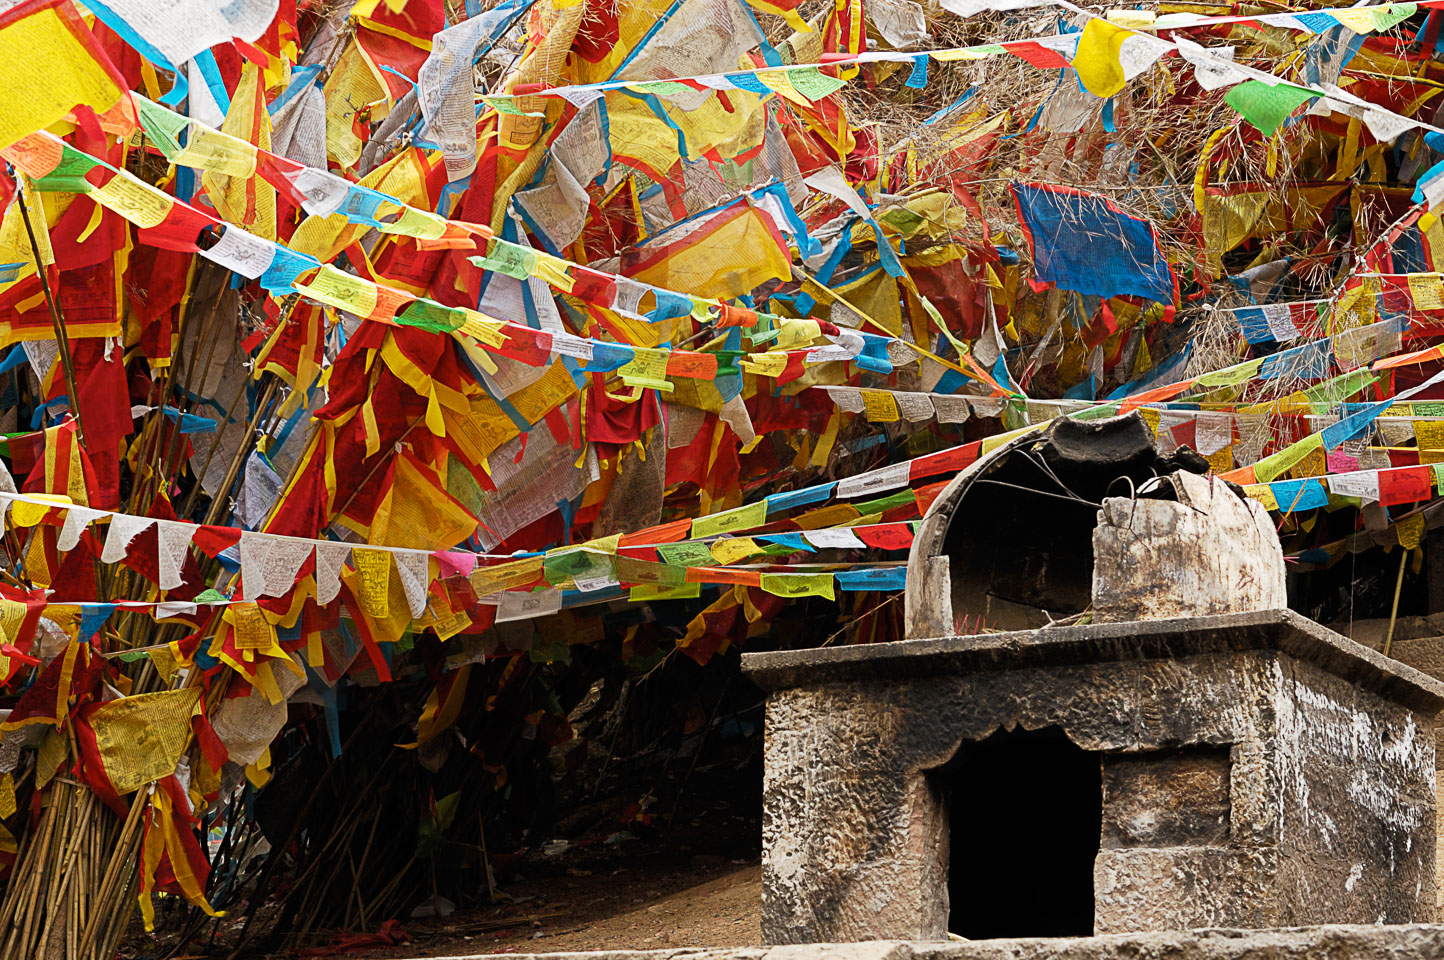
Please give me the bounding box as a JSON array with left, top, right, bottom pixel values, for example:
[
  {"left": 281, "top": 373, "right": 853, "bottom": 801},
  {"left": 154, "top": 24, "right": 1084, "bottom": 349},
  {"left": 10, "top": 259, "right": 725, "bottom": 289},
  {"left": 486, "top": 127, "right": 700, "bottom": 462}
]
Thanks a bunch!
[
  {"left": 684, "top": 566, "right": 763, "bottom": 587},
  {"left": 1372, "top": 344, "right": 1444, "bottom": 370},
  {"left": 1118, "top": 378, "right": 1198, "bottom": 415},
  {"left": 621, "top": 518, "right": 692, "bottom": 546},
  {"left": 1216, "top": 464, "right": 1257, "bottom": 484}
]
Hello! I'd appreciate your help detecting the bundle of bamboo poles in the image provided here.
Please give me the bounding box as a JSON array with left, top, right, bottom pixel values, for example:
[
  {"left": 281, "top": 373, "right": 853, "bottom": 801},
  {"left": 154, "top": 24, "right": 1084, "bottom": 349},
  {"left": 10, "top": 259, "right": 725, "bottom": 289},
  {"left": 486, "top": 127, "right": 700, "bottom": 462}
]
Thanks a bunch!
[{"left": 0, "top": 195, "right": 289, "bottom": 958}]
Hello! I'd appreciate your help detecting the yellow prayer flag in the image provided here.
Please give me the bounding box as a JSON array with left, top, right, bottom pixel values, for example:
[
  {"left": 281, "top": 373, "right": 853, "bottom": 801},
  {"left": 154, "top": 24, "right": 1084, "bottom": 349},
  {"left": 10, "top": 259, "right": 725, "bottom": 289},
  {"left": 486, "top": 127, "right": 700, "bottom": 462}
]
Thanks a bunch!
[
  {"left": 774, "top": 318, "right": 822, "bottom": 351},
  {"left": 10, "top": 493, "right": 70, "bottom": 528},
  {"left": 1330, "top": 7, "right": 1378, "bottom": 33},
  {"left": 296, "top": 264, "right": 379, "bottom": 316},
  {"left": 1398, "top": 513, "right": 1425, "bottom": 551},
  {"left": 90, "top": 173, "right": 174, "bottom": 229},
  {"left": 379, "top": 205, "right": 448, "bottom": 240},
  {"left": 470, "top": 557, "right": 543, "bottom": 594},
  {"left": 1415, "top": 420, "right": 1444, "bottom": 450},
  {"left": 860, "top": 389, "right": 900, "bottom": 423},
  {"left": 1073, "top": 19, "right": 1133, "bottom": 98},
  {"left": 1243, "top": 484, "right": 1279, "bottom": 511},
  {"left": 203, "top": 63, "right": 276, "bottom": 241},
  {"left": 175, "top": 126, "right": 258, "bottom": 178},
  {"left": 0, "top": 5, "right": 125, "bottom": 152},
  {"left": 1204, "top": 444, "right": 1235, "bottom": 474},
  {"left": 87, "top": 688, "right": 202, "bottom": 796},
  {"left": 1408, "top": 273, "right": 1444, "bottom": 311},
  {"left": 352, "top": 548, "right": 393, "bottom": 619},
  {"left": 710, "top": 537, "right": 762, "bottom": 565},
  {"left": 759, "top": 572, "right": 836, "bottom": 600},
  {"left": 741, "top": 352, "right": 788, "bottom": 377},
  {"left": 619, "top": 348, "right": 673, "bottom": 393},
  {"left": 323, "top": 43, "right": 386, "bottom": 168}
]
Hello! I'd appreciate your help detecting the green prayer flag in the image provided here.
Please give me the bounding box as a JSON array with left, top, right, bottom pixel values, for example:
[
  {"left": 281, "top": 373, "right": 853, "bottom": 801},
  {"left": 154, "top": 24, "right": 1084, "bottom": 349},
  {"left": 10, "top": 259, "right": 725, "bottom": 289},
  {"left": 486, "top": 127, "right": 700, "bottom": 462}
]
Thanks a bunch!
[
  {"left": 629, "top": 81, "right": 693, "bottom": 97},
  {"left": 1252, "top": 433, "right": 1323, "bottom": 484},
  {"left": 482, "top": 96, "right": 544, "bottom": 117},
  {"left": 135, "top": 96, "right": 189, "bottom": 158},
  {"left": 470, "top": 241, "right": 536, "bottom": 280},
  {"left": 630, "top": 582, "right": 701, "bottom": 601},
  {"left": 1195, "top": 358, "right": 1264, "bottom": 388},
  {"left": 1224, "top": 81, "right": 1316, "bottom": 136},
  {"left": 1370, "top": 3, "right": 1416, "bottom": 32},
  {"left": 33, "top": 143, "right": 102, "bottom": 193},
  {"left": 656, "top": 541, "right": 715, "bottom": 567},
  {"left": 786, "top": 67, "right": 848, "bottom": 103},
  {"left": 1303, "top": 369, "right": 1375, "bottom": 413},
  {"left": 854, "top": 489, "right": 916, "bottom": 515},
  {"left": 397, "top": 299, "right": 465, "bottom": 333}
]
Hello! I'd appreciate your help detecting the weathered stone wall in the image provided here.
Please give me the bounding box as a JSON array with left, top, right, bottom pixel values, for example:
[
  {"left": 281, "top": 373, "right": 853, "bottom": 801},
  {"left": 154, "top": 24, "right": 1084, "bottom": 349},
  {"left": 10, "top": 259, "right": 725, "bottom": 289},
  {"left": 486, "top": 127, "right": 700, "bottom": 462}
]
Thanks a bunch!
[
  {"left": 758, "top": 636, "right": 1439, "bottom": 944},
  {"left": 762, "top": 680, "right": 949, "bottom": 944},
  {"left": 1331, "top": 631, "right": 1444, "bottom": 919},
  {"left": 1273, "top": 657, "right": 1436, "bottom": 924},
  {"left": 762, "top": 653, "right": 1279, "bottom": 942}
]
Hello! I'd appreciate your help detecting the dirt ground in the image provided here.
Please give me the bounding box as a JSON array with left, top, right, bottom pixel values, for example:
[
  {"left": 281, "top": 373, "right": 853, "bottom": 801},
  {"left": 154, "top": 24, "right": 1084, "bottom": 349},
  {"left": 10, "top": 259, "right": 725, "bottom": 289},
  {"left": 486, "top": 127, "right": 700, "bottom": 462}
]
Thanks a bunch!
[
  {"left": 125, "top": 675, "right": 769, "bottom": 958},
  {"left": 337, "top": 857, "right": 762, "bottom": 957}
]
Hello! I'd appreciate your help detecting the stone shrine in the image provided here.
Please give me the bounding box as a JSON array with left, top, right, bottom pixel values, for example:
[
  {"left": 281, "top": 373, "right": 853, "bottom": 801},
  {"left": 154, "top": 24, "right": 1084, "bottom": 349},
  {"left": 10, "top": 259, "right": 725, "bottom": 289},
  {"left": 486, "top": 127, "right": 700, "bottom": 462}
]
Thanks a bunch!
[{"left": 742, "top": 414, "right": 1444, "bottom": 944}]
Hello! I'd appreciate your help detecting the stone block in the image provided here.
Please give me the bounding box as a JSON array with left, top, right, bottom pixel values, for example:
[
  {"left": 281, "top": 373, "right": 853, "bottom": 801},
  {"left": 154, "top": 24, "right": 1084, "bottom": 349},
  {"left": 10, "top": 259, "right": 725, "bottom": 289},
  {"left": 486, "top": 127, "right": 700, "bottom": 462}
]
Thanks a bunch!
[{"left": 1100, "top": 749, "right": 1231, "bottom": 848}]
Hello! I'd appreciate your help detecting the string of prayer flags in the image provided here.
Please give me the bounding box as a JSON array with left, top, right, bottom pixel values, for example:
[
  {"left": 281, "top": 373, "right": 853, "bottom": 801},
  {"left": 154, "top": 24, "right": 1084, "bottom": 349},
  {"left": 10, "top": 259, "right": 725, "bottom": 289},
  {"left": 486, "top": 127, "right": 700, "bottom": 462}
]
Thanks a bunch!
[{"left": 11, "top": 2, "right": 1444, "bottom": 941}]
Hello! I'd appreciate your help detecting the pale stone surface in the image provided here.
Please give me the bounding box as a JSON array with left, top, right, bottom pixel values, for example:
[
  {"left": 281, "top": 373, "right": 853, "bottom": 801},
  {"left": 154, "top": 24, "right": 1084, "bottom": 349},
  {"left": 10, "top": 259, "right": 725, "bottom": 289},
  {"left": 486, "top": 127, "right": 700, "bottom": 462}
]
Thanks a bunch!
[
  {"left": 1333, "top": 629, "right": 1444, "bottom": 918},
  {"left": 1357, "top": 633, "right": 1444, "bottom": 920},
  {"left": 1092, "top": 471, "right": 1287, "bottom": 623},
  {"left": 904, "top": 412, "right": 1221, "bottom": 637},
  {"left": 743, "top": 612, "right": 1444, "bottom": 944},
  {"left": 904, "top": 556, "right": 953, "bottom": 642},
  {"left": 1373, "top": 633, "right": 1444, "bottom": 703},
  {"left": 426, "top": 926, "right": 1444, "bottom": 960}
]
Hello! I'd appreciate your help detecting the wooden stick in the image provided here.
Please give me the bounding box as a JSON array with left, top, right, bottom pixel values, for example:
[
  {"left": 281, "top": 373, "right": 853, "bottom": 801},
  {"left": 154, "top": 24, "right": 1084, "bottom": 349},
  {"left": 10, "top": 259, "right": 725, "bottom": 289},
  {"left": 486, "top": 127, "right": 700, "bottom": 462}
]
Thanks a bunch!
[
  {"left": 202, "top": 377, "right": 280, "bottom": 531},
  {"left": 11, "top": 782, "right": 61, "bottom": 960},
  {"left": 226, "top": 705, "right": 379, "bottom": 959},
  {"left": 154, "top": 272, "right": 232, "bottom": 505},
  {"left": 478, "top": 812, "right": 498, "bottom": 903},
  {"left": 13, "top": 182, "right": 84, "bottom": 446},
  {"left": 1384, "top": 545, "right": 1409, "bottom": 658},
  {"left": 75, "top": 788, "right": 146, "bottom": 958},
  {"left": 35, "top": 782, "right": 89, "bottom": 957},
  {"left": 178, "top": 368, "right": 253, "bottom": 520},
  {"left": 98, "top": 869, "right": 138, "bottom": 960},
  {"left": 331, "top": 418, "right": 423, "bottom": 519}
]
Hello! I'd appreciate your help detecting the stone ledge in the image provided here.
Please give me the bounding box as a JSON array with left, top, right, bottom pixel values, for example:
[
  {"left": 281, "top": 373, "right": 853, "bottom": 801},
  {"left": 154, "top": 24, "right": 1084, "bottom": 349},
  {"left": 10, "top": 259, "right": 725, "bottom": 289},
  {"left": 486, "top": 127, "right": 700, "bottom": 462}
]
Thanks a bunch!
[
  {"left": 740, "top": 609, "right": 1444, "bottom": 714},
  {"left": 412, "top": 923, "right": 1444, "bottom": 958},
  {"left": 414, "top": 926, "right": 1444, "bottom": 960}
]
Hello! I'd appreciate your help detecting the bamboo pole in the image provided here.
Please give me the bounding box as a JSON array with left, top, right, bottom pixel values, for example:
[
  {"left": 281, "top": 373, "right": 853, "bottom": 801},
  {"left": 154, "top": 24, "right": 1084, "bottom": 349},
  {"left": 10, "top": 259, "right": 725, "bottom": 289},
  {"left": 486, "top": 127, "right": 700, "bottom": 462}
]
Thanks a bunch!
[
  {"left": 4, "top": 779, "right": 61, "bottom": 960},
  {"left": 13, "top": 183, "right": 84, "bottom": 446},
  {"left": 154, "top": 271, "right": 232, "bottom": 505},
  {"left": 73, "top": 779, "right": 147, "bottom": 958},
  {"left": 178, "top": 370, "right": 252, "bottom": 520},
  {"left": 37, "top": 783, "right": 94, "bottom": 960}
]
